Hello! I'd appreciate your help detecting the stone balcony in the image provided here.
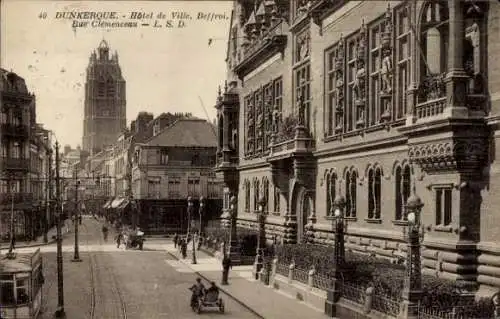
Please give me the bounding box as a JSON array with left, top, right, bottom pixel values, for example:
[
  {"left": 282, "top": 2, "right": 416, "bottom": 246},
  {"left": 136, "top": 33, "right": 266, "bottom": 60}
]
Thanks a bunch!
[
  {"left": 1, "top": 123, "right": 29, "bottom": 137},
  {"left": 0, "top": 157, "right": 30, "bottom": 171},
  {"left": 267, "top": 127, "right": 315, "bottom": 162}
]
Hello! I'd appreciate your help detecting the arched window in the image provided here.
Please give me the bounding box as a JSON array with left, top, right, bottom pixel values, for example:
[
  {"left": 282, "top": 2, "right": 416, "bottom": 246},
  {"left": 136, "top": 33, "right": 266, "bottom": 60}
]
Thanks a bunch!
[
  {"left": 418, "top": 1, "right": 449, "bottom": 101},
  {"left": 106, "top": 78, "right": 115, "bottom": 97},
  {"left": 326, "top": 172, "right": 337, "bottom": 216},
  {"left": 368, "top": 166, "right": 382, "bottom": 219},
  {"left": 395, "top": 164, "right": 411, "bottom": 221},
  {"left": 253, "top": 179, "right": 260, "bottom": 212},
  {"left": 263, "top": 177, "right": 269, "bottom": 210},
  {"left": 345, "top": 169, "right": 357, "bottom": 218},
  {"left": 273, "top": 185, "right": 280, "bottom": 214},
  {"left": 244, "top": 180, "right": 251, "bottom": 212}
]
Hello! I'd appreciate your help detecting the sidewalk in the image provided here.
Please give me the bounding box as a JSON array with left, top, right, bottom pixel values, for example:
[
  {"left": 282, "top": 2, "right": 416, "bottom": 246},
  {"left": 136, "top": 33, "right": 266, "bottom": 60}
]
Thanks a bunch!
[
  {"left": 0, "top": 222, "right": 72, "bottom": 251},
  {"left": 165, "top": 243, "right": 330, "bottom": 319}
]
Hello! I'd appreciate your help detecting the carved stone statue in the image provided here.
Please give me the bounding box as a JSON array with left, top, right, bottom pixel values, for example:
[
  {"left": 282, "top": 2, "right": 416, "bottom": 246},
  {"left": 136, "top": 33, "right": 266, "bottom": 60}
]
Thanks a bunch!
[
  {"left": 272, "top": 104, "right": 280, "bottom": 133},
  {"left": 231, "top": 128, "right": 238, "bottom": 150},
  {"left": 297, "top": 94, "right": 306, "bottom": 126},
  {"left": 381, "top": 47, "right": 393, "bottom": 94},
  {"left": 297, "top": 33, "right": 310, "bottom": 61},
  {"left": 353, "top": 59, "right": 366, "bottom": 102}
]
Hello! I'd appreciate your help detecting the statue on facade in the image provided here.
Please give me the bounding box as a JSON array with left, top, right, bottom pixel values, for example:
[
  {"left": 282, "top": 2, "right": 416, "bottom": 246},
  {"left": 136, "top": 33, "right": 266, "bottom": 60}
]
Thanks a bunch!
[
  {"left": 353, "top": 58, "right": 366, "bottom": 102},
  {"left": 231, "top": 128, "right": 238, "bottom": 151},
  {"left": 381, "top": 47, "right": 393, "bottom": 94},
  {"left": 297, "top": 94, "right": 306, "bottom": 126}
]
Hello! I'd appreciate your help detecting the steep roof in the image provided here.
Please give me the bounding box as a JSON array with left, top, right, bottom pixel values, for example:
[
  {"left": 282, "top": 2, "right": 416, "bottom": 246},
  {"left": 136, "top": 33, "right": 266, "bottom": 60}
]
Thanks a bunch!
[{"left": 145, "top": 118, "right": 216, "bottom": 148}]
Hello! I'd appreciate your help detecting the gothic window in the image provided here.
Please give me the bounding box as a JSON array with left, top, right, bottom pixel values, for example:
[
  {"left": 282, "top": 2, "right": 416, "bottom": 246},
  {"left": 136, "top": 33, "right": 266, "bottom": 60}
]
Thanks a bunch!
[
  {"left": 345, "top": 169, "right": 357, "bottom": 218},
  {"left": 263, "top": 84, "right": 273, "bottom": 150},
  {"left": 273, "top": 185, "right": 280, "bottom": 213},
  {"left": 346, "top": 37, "right": 357, "bottom": 132},
  {"left": 244, "top": 180, "right": 251, "bottom": 212},
  {"left": 253, "top": 179, "right": 260, "bottom": 212},
  {"left": 418, "top": 1, "right": 449, "bottom": 100},
  {"left": 263, "top": 177, "right": 269, "bottom": 210},
  {"left": 273, "top": 77, "right": 283, "bottom": 132},
  {"left": 435, "top": 187, "right": 452, "bottom": 226},
  {"left": 97, "top": 80, "right": 105, "bottom": 97},
  {"left": 367, "top": 166, "right": 382, "bottom": 219},
  {"left": 395, "top": 4, "right": 411, "bottom": 119},
  {"left": 395, "top": 164, "right": 411, "bottom": 221},
  {"left": 254, "top": 88, "right": 263, "bottom": 152},
  {"left": 294, "top": 63, "right": 311, "bottom": 129},
  {"left": 244, "top": 94, "right": 255, "bottom": 155},
  {"left": 326, "top": 171, "right": 337, "bottom": 216},
  {"left": 106, "top": 78, "right": 115, "bottom": 97},
  {"left": 368, "top": 20, "right": 384, "bottom": 126}
]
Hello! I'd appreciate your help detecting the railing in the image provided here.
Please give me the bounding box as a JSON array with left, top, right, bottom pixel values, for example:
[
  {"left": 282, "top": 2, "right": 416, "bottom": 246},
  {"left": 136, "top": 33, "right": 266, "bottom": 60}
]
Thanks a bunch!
[
  {"left": 340, "top": 281, "right": 366, "bottom": 304},
  {"left": 168, "top": 160, "right": 192, "bottom": 166},
  {"left": 270, "top": 137, "right": 315, "bottom": 154},
  {"left": 0, "top": 193, "right": 33, "bottom": 204},
  {"left": 0, "top": 157, "right": 30, "bottom": 170},
  {"left": 372, "top": 293, "right": 401, "bottom": 317},
  {"left": 312, "top": 273, "right": 333, "bottom": 290},
  {"left": 242, "top": 20, "right": 286, "bottom": 60},
  {"left": 418, "top": 303, "right": 495, "bottom": 319},
  {"left": 275, "top": 262, "right": 289, "bottom": 277},
  {"left": 292, "top": 267, "right": 309, "bottom": 285},
  {"left": 415, "top": 97, "right": 446, "bottom": 119}
]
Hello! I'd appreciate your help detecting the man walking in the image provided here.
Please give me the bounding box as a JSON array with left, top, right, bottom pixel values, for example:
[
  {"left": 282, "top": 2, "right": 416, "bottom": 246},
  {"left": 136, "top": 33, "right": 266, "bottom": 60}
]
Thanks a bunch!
[
  {"left": 221, "top": 253, "right": 232, "bottom": 285},
  {"left": 173, "top": 233, "right": 179, "bottom": 248}
]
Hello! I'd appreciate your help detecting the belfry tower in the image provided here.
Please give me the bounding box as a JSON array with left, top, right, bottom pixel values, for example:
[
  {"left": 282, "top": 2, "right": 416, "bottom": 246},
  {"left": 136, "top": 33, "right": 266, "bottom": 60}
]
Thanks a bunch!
[{"left": 82, "top": 40, "right": 126, "bottom": 155}]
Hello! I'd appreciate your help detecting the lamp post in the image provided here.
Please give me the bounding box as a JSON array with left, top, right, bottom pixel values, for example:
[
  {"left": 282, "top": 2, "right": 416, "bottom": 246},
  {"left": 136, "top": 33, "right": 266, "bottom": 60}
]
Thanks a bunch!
[
  {"left": 227, "top": 195, "right": 241, "bottom": 265},
  {"left": 253, "top": 196, "right": 266, "bottom": 280},
  {"left": 6, "top": 184, "right": 16, "bottom": 259},
  {"left": 325, "top": 192, "right": 346, "bottom": 317},
  {"left": 187, "top": 196, "right": 197, "bottom": 264},
  {"left": 401, "top": 187, "right": 424, "bottom": 319},
  {"left": 187, "top": 196, "right": 193, "bottom": 236},
  {"left": 72, "top": 170, "right": 81, "bottom": 262},
  {"left": 54, "top": 141, "right": 65, "bottom": 318},
  {"left": 199, "top": 196, "right": 204, "bottom": 236}
]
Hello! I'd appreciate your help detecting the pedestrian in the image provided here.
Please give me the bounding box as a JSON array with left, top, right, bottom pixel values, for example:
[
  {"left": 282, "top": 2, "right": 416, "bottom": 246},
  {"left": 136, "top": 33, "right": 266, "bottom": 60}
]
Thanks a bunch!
[
  {"left": 181, "top": 239, "right": 187, "bottom": 259},
  {"left": 197, "top": 233, "right": 203, "bottom": 250},
  {"left": 221, "top": 253, "right": 232, "bottom": 285},
  {"left": 173, "top": 233, "right": 179, "bottom": 248},
  {"left": 116, "top": 231, "right": 123, "bottom": 248}
]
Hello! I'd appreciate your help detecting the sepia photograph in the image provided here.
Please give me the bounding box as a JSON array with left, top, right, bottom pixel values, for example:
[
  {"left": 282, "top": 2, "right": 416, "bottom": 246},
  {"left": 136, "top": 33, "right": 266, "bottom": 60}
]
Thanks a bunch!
[{"left": 0, "top": 0, "right": 499, "bottom": 318}]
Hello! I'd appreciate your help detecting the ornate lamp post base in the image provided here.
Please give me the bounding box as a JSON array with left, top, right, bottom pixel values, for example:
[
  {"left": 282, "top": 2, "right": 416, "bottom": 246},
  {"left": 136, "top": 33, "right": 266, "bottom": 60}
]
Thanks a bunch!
[
  {"left": 55, "top": 306, "right": 66, "bottom": 318},
  {"left": 5, "top": 252, "right": 16, "bottom": 259}
]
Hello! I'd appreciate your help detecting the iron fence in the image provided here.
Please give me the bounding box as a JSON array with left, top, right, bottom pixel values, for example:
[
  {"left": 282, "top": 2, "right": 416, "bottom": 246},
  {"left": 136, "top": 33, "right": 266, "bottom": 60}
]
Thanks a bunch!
[
  {"left": 340, "top": 281, "right": 366, "bottom": 304},
  {"left": 312, "top": 274, "right": 333, "bottom": 290},
  {"left": 371, "top": 292, "right": 401, "bottom": 317},
  {"left": 418, "top": 303, "right": 495, "bottom": 319},
  {"left": 293, "top": 268, "right": 309, "bottom": 285},
  {"left": 276, "top": 262, "right": 289, "bottom": 277}
]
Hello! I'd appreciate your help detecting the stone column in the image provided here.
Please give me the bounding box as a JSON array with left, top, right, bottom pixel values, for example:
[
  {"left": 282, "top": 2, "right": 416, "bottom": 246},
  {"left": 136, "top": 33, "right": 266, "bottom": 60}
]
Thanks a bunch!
[{"left": 445, "top": 0, "right": 469, "bottom": 118}]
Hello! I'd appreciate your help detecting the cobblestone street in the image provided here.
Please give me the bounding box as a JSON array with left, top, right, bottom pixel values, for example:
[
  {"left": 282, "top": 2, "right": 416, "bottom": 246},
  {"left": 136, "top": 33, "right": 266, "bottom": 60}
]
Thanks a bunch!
[{"left": 12, "top": 217, "right": 259, "bottom": 319}]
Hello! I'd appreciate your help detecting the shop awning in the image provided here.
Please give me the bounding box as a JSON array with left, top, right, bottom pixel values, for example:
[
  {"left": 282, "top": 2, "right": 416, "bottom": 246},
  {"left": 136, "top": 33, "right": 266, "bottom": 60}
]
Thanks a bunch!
[
  {"left": 103, "top": 199, "right": 113, "bottom": 209},
  {"left": 111, "top": 197, "right": 126, "bottom": 209}
]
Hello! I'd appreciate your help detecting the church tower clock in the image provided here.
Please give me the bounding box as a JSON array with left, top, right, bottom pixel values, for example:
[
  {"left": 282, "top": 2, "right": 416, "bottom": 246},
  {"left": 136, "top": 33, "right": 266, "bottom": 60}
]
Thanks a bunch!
[{"left": 82, "top": 40, "right": 126, "bottom": 155}]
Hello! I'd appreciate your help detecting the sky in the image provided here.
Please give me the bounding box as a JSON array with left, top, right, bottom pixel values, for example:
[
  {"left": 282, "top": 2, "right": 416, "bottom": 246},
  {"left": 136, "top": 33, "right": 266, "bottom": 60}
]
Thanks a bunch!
[{"left": 1, "top": 0, "right": 232, "bottom": 148}]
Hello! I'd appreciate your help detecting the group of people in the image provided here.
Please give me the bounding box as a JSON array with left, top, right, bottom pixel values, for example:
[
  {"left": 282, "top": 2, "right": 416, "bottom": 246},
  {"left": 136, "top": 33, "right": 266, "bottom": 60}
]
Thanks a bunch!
[
  {"left": 189, "top": 278, "right": 219, "bottom": 307},
  {"left": 173, "top": 232, "right": 204, "bottom": 259}
]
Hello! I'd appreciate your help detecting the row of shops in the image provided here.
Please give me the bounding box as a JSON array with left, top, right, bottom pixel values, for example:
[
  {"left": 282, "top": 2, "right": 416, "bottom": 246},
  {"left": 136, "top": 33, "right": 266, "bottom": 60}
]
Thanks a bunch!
[{"left": 101, "top": 197, "right": 223, "bottom": 234}]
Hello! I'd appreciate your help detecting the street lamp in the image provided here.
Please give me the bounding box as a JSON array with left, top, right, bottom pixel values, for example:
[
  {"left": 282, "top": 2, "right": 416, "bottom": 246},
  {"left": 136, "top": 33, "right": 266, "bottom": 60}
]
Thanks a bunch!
[
  {"left": 187, "top": 196, "right": 197, "bottom": 264},
  {"left": 187, "top": 196, "right": 193, "bottom": 235},
  {"left": 72, "top": 173, "right": 82, "bottom": 263},
  {"left": 199, "top": 196, "right": 204, "bottom": 236},
  {"left": 401, "top": 185, "right": 424, "bottom": 319},
  {"left": 227, "top": 195, "right": 241, "bottom": 265},
  {"left": 325, "top": 191, "right": 346, "bottom": 317},
  {"left": 54, "top": 140, "right": 65, "bottom": 318},
  {"left": 253, "top": 196, "right": 266, "bottom": 280}
]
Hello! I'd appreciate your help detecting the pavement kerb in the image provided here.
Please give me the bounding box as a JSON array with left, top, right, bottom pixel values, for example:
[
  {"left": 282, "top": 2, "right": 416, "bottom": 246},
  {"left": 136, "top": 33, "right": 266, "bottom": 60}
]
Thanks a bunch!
[
  {"left": 166, "top": 250, "right": 265, "bottom": 319},
  {"left": 0, "top": 229, "right": 72, "bottom": 250}
]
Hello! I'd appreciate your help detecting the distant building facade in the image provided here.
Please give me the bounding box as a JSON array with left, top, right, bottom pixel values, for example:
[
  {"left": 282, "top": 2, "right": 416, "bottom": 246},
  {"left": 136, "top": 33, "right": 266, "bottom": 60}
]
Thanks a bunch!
[
  {"left": 216, "top": 0, "right": 500, "bottom": 295},
  {"left": 82, "top": 40, "right": 126, "bottom": 156}
]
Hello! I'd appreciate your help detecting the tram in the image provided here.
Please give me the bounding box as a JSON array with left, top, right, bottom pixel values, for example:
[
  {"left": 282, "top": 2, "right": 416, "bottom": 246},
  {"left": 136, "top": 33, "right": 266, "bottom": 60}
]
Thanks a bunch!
[{"left": 0, "top": 248, "right": 44, "bottom": 319}]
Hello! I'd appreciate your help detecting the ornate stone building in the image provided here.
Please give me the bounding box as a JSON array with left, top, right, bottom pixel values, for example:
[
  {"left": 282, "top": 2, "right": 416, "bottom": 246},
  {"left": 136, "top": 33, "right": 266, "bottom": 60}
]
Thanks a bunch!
[
  {"left": 216, "top": 0, "right": 500, "bottom": 296},
  {"left": 82, "top": 40, "right": 126, "bottom": 156}
]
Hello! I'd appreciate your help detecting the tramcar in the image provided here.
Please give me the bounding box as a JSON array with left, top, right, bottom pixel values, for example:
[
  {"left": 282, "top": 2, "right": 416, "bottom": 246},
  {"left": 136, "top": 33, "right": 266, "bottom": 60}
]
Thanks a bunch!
[{"left": 0, "top": 248, "right": 44, "bottom": 319}]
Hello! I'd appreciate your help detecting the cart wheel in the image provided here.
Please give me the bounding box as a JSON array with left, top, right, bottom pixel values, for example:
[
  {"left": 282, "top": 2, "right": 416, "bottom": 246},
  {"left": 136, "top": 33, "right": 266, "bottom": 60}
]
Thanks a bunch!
[
  {"left": 196, "top": 304, "right": 202, "bottom": 314},
  {"left": 220, "top": 303, "right": 225, "bottom": 313}
]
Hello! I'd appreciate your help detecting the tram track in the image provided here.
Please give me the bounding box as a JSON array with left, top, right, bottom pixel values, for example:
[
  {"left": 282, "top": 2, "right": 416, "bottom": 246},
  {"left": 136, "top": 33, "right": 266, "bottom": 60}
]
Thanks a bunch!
[{"left": 82, "top": 219, "right": 127, "bottom": 319}]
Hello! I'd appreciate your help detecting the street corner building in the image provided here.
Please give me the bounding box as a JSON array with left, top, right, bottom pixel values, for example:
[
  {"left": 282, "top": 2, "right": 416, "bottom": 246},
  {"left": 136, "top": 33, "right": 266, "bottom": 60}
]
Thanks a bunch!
[
  {"left": 214, "top": 0, "right": 500, "bottom": 296},
  {"left": 0, "top": 69, "right": 55, "bottom": 242}
]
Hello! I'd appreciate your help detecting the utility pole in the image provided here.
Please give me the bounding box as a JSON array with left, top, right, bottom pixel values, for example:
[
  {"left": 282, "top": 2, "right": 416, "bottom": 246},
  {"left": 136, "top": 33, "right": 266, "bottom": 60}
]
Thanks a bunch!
[
  {"left": 54, "top": 141, "right": 65, "bottom": 318},
  {"left": 44, "top": 148, "right": 52, "bottom": 243},
  {"left": 72, "top": 169, "right": 81, "bottom": 262}
]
